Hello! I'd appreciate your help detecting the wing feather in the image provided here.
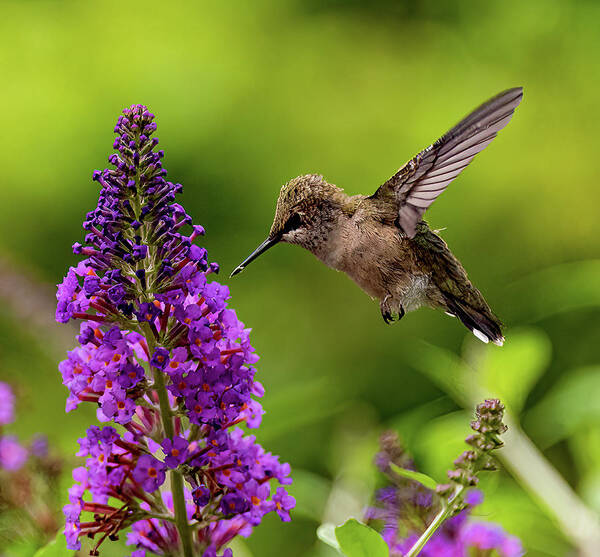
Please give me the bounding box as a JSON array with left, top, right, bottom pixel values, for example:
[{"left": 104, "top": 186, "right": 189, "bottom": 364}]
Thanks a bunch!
[{"left": 371, "top": 87, "right": 523, "bottom": 237}]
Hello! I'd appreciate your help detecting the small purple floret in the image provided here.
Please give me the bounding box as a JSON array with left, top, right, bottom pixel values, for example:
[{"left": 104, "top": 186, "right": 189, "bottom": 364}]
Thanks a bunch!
[
  {"left": 0, "top": 435, "right": 28, "bottom": 471},
  {"left": 0, "top": 382, "right": 15, "bottom": 425},
  {"left": 133, "top": 454, "right": 167, "bottom": 492}
]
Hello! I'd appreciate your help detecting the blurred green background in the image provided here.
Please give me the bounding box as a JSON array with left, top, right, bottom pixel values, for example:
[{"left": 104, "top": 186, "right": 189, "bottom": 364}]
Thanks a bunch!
[{"left": 1, "top": 1, "right": 599, "bottom": 556}]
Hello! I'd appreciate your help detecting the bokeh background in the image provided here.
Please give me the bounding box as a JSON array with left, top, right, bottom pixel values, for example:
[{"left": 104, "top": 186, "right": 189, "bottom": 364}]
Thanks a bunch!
[{"left": 1, "top": 1, "right": 599, "bottom": 555}]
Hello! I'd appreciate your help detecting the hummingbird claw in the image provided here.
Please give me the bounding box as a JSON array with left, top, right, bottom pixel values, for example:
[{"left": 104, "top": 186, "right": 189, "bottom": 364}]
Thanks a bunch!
[{"left": 380, "top": 296, "right": 404, "bottom": 324}]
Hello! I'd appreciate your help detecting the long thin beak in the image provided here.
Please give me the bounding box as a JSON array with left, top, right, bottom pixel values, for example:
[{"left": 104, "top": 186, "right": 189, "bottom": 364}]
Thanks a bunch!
[{"left": 230, "top": 236, "right": 280, "bottom": 278}]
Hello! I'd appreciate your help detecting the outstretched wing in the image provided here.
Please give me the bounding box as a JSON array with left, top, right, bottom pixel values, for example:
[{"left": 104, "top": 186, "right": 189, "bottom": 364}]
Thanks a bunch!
[{"left": 371, "top": 87, "right": 523, "bottom": 238}]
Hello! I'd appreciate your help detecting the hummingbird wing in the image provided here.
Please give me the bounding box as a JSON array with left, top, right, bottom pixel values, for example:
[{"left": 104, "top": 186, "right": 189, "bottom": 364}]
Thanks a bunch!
[{"left": 371, "top": 87, "right": 523, "bottom": 238}]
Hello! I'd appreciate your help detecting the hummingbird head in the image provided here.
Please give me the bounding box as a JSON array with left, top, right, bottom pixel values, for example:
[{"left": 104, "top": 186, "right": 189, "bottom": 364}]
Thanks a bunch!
[{"left": 230, "top": 174, "right": 347, "bottom": 277}]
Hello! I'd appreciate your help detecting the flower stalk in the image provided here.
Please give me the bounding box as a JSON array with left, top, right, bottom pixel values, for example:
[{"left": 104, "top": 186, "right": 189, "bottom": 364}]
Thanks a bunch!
[
  {"left": 146, "top": 330, "right": 193, "bottom": 557},
  {"left": 404, "top": 485, "right": 464, "bottom": 557}
]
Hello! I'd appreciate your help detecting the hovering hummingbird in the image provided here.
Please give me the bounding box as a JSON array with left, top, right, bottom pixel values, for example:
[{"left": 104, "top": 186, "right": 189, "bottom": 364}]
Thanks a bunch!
[{"left": 231, "top": 88, "right": 523, "bottom": 345}]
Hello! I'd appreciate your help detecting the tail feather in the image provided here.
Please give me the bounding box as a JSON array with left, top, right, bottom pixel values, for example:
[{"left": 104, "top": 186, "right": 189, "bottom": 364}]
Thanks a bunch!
[
  {"left": 444, "top": 296, "right": 504, "bottom": 346},
  {"left": 412, "top": 224, "right": 505, "bottom": 346}
]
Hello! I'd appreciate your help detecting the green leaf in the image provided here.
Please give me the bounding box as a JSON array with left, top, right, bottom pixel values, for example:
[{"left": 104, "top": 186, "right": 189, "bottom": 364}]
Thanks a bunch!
[
  {"left": 335, "top": 519, "right": 389, "bottom": 557},
  {"left": 317, "top": 523, "right": 342, "bottom": 552},
  {"left": 389, "top": 463, "right": 439, "bottom": 491},
  {"left": 33, "top": 535, "right": 70, "bottom": 557}
]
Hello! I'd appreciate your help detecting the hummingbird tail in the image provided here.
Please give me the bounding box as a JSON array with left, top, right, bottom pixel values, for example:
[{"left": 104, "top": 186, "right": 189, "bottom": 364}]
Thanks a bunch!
[{"left": 443, "top": 296, "right": 504, "bottom": 346}]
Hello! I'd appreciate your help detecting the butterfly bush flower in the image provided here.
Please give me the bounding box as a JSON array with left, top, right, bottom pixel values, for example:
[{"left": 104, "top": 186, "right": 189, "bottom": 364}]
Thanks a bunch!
[
  {"left": 56, "top": 106, "right": 294, "bottom": 556},
  {"left": 366, "top": 400, "right": 523, "bottom": 557},
  {"left": 0, "top": 381, "right": 15, "bottom": 425}
]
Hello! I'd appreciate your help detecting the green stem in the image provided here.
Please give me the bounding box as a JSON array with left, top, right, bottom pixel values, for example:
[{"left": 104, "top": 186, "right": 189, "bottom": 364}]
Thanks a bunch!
[
  {"left": 145, "top": 327, "right": 194, "bottom": 557},
  {"left": 405, "top": 486, "right": 465, "bottom": 557}
]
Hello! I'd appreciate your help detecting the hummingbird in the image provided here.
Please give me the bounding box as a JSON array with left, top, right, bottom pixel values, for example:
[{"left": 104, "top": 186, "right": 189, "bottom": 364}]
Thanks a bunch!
[{"left": 230, "top": 88, "right": 523, "bottom": 346}]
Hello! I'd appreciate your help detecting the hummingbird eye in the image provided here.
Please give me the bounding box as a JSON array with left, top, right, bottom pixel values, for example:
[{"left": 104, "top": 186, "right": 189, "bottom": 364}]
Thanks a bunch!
[{"left": 282, "top": 213, "right": 303, "bottom": 234}]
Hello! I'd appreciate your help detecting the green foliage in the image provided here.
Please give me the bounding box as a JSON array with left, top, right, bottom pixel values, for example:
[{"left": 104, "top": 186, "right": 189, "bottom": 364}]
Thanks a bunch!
[
  {"left": 389, "top": 462, "right": 439, "bottom": 491},
  {"left": 289, "top": 469, "right": 332, "bottom": 521},
  {"left": 525, "top": 366, "right": 600, "bottom": 448},
  {"left": 505, "top": 261, "right": 600, "bottom": 323},
  {"left": 318, "top": 519, "right": 390, "bottom": 557},
  {"left": 317, "top": 523, "right": 341, "bottom": 553},
  {"left": 414, "top": 411, "right": 472, "bottom": 482},
  {"left": 32, "top": 535, "right": 69, "bottom": 557},
  {"left": 2, "top": 540, "right": 41, "bottom": 557},
  {"left": 334, "top": 519, "right": 389, "bottom": 557}
]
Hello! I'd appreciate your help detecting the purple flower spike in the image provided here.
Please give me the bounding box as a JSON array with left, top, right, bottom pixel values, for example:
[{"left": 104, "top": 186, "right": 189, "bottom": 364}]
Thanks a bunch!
[{"left": 56, "top": 104, "right": 294, "bottom": 555}]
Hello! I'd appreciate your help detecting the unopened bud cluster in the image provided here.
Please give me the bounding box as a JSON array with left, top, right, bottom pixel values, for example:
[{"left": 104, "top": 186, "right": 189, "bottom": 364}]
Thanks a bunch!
[{"left": 437, "top": 399, "right": 507, "bottom": 496}]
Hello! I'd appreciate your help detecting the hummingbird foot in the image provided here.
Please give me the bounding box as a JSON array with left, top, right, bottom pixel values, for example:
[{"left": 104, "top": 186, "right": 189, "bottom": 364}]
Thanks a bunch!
[{"left": 380, "top": 296, "right": 405, "bottom": 324}]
